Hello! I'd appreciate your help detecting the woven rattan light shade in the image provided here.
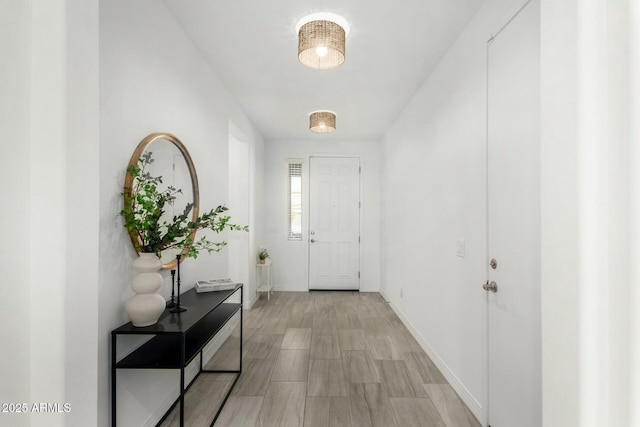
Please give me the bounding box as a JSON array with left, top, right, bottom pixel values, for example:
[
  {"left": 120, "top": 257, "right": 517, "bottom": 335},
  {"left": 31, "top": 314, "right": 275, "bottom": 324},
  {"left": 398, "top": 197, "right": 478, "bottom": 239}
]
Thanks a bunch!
[
  {"left": 309, "top": 111, "right": 336, "bottom": 133},
  {"left": 298, "top": 20, "right": 345, "bottom": 70}
]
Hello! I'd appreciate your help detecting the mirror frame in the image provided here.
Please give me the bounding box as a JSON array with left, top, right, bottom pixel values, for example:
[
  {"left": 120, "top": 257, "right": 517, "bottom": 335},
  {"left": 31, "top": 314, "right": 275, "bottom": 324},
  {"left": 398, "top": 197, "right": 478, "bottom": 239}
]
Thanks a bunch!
[{"left": 124, "top": 132, "right": 200, "bottom": 269}]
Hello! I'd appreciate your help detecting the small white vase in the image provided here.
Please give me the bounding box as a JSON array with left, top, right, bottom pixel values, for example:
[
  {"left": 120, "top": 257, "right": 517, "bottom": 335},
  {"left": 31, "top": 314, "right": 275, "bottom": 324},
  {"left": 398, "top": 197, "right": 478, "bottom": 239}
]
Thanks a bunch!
[{"left": 125, "top": 252, "right": 166, "bottom": 327}]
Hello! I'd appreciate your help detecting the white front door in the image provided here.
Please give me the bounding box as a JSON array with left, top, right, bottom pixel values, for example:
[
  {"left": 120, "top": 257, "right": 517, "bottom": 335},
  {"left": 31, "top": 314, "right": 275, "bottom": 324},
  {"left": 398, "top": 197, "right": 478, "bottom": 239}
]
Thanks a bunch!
[
  {"left": 487, "top": 1, "right": 541, "bottom": 426},
  {"left": 308, "top": 157, "right": 360, "bottom": 290}
]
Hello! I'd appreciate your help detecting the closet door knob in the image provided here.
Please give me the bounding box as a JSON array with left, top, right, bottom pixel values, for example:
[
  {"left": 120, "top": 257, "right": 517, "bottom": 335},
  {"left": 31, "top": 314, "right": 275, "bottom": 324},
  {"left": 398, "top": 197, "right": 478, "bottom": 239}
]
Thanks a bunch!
[{"left": 483, "top": 281, "right": 498, "bottom": 293}]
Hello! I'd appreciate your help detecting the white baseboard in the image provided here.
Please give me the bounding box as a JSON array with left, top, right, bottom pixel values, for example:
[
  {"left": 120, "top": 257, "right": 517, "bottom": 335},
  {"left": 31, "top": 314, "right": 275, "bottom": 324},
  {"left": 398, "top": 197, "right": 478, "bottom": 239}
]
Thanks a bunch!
[
  {"left": 270, "top": 286, "right": 382, "bottom": 293},
  {"left": 379, "top": 290, "right": 483, "bottom": 423},
  {"left": 272, "top": 284, "right": 305, "bottom": 292},
  {"left": 379, "top": 291, "right": 391, "bottom": 302},
  {"left": 245, "top": 292, "right": 259, "bottom": 309}
]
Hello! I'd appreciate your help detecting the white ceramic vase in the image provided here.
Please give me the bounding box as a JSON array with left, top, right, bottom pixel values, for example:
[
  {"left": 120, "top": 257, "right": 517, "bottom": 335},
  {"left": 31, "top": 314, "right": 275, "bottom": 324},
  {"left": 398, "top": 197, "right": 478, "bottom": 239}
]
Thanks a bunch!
[{"left": 125, "top": 252, "right": 166, "bottom": 327}]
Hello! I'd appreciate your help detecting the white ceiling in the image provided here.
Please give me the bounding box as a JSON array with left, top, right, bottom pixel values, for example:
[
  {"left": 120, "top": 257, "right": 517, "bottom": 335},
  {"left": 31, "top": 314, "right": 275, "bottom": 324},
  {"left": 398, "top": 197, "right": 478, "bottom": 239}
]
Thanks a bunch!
[{"left": 164, "top": 0, "right": 484, "bottom": 142}]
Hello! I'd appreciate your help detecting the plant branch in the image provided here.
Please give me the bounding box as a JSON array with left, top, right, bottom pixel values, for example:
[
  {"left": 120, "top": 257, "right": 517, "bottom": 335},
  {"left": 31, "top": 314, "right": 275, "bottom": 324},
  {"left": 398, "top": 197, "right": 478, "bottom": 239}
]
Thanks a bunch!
[{"left": 120, "top": 151, "right": 248, "bottom": 258}]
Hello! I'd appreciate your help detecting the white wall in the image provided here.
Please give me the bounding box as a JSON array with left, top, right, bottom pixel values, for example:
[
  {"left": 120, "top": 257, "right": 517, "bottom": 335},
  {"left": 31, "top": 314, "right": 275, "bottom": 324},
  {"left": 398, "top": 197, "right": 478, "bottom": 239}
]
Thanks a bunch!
[
  {"left": 539, "top": 2, "right": 580, "bottom": 425},
  {"left": 631, "top": 4, "right": 640, "bottom": 425},
  {"left": 1, "top": 1, "right": 100, "bottom": 426},
  {"left": 379, "top": 0, "right": 533, "bottom": 421},
  {"left": 541, "top": 0, "right": 639, "bottom": 426},
  {"left": 99, "top": 2, "right": 264, "bottom": 425},
  {"left": 263, "top": 139, "right": 381, "bottom": 293},
  {"left": 1, "top": 2, "right": 34, "bottom": 426},
  {"left": 61, "top": 1, "right": 100, "bottom": 424}
]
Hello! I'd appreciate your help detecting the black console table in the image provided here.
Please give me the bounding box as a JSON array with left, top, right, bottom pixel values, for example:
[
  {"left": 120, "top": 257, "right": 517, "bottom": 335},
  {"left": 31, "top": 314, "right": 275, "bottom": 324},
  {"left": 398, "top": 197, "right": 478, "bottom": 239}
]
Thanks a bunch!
[{"left": 111, "top": 284, "right": 243, "bottom": 427}]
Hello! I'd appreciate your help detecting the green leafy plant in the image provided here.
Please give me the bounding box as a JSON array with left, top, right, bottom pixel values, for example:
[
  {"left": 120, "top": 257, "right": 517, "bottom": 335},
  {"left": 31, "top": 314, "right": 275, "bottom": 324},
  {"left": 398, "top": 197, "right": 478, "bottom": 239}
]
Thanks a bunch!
[
  {"left": 120, "top": 151, "right": 248, "bottom": 259},
  {"left": 258, "top": 248, "right": 269, "bottom": 260}
]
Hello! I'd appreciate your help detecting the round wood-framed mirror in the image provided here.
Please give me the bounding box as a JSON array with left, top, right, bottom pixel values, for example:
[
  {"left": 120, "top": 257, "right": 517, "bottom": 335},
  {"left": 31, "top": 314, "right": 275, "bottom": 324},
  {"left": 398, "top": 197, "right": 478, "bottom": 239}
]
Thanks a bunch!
[{"left": 123, "top": 133, "right": 200, "bottom": 269}]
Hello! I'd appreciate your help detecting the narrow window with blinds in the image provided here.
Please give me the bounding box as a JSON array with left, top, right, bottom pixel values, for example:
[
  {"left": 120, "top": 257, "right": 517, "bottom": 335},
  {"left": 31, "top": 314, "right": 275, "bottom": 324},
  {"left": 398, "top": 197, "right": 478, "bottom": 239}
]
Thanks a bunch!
[{"left": 288, "top": 162, "right": 303, "bottom": 240}]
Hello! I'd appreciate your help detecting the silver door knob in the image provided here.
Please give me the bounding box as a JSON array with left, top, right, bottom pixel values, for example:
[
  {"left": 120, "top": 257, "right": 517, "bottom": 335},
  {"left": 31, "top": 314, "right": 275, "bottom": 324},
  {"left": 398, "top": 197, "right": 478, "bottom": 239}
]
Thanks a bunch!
[
  {"left": 310, "top": 239, "right": 316, "bottom": 243},
  {"left": 483, "top": 281, "right": 498, "bottom": 293}
]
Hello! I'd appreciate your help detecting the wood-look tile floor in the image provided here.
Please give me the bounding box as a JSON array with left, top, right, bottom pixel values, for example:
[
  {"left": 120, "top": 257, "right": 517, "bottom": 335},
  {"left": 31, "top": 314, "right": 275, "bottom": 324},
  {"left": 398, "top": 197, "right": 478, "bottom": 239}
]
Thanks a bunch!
[{"left": 162, "top": 291, "right": 480, "bottom": 427}]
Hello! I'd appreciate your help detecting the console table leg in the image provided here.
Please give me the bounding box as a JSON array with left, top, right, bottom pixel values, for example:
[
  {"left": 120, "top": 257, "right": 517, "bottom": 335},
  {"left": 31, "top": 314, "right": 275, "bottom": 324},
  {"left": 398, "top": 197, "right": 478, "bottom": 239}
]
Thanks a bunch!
[
  {"left": 180, "top": 335, "right": 185, "bottom": 427},
  {"left": 240, "top": 286, "right": 243, "bottom": 374},
  {"left": 111, "top": 334, "right": 117, "bottom": 427}
]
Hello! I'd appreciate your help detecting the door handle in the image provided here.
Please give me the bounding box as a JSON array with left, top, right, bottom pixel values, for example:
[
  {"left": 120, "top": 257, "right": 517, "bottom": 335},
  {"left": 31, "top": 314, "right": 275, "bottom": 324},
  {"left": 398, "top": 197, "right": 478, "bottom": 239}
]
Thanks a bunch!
[
  {"left": 310, "top": 239, "right": 316, "bottom": 243},
  {"left": 483, "top": 280, "right": 498, "bottom": 293}
]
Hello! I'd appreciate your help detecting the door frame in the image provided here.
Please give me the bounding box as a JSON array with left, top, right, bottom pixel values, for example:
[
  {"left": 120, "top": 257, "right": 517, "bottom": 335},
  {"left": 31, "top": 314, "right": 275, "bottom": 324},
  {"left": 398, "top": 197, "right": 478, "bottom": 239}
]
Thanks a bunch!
[
  {"left": 228, "top": 131, "right": 252, "bottom": 306},
  {"left": 306, "top": 155, "right": 363, "bottom": 291}
]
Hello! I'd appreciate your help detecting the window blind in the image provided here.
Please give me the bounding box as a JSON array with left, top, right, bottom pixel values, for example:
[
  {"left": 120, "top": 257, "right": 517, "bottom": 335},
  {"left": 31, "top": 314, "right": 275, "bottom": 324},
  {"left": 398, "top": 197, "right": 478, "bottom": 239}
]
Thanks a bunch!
[{"left": 288, "top": 163, "right": 302, "bottom": 240}]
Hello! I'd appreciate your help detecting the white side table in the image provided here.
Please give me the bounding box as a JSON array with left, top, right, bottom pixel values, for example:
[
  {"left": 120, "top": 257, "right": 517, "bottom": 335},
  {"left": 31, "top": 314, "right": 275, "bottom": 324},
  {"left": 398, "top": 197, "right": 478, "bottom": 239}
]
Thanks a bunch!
[{"left": 256, "top": 258, "right": 272, "bottom": 300}]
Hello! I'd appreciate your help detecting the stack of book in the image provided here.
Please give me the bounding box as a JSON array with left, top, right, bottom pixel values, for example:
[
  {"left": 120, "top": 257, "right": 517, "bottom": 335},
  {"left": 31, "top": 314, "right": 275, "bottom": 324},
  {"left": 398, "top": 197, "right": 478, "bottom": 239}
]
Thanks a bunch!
[{"left": 194, "top": 278, "right": 238, "bottom": 293}]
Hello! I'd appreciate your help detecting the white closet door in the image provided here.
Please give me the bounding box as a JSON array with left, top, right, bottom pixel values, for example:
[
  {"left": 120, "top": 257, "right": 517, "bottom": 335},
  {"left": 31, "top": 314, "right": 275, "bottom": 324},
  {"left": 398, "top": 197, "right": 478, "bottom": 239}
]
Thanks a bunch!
[{"left": 487, "top": 1, "right": 541, "bottom": 426}]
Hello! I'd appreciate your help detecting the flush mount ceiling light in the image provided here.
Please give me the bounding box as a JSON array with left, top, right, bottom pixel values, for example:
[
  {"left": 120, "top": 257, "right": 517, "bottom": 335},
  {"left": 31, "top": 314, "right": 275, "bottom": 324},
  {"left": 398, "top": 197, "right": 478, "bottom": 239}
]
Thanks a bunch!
[
  {"left": 296, "top": 13, "right": 350, "bottom": 70},
  {"left": 309, "top": 111, "right": 336, "bottom": 133}
]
